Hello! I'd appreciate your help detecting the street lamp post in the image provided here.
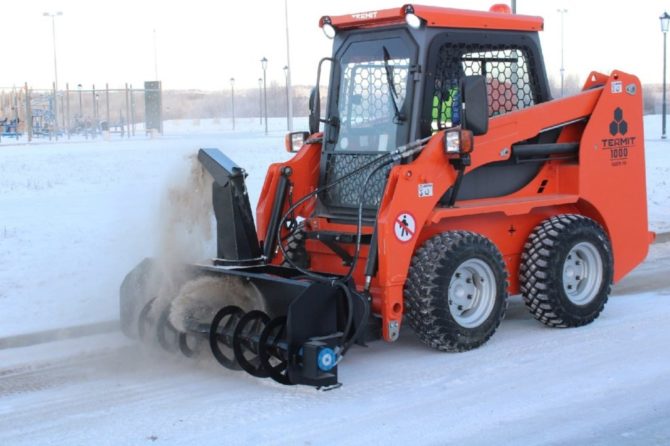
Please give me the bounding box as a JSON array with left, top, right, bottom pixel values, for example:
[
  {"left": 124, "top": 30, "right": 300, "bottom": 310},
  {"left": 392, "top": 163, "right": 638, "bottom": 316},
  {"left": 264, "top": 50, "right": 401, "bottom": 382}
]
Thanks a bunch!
[
  {"left": 77, "top": 84, "right": 83, "bottom": 118},
  {"left": 557, "top": 8, "right": 567, "bottom": 97},
  {"left": 283, "top": 65, "right": 289, "bottom": 130},
  {"left": 284, "top": 0, "right": 293, "bottom": 131},
  {"left": 153, "top": 29, "right": 159, "bottom": 81},
  {"left": 258, "top": 78, "right": 263, "bottom": 125},
  {"left": 43, "top": 11, "right": 63, "bottom": 135},
  {"left": 661, "top": 12, "right": 670, "bottom": 139},
  {"left": 230, "top": 77, "right": 236, "bottom": 131},
  {"left": 95, "top": 93, "right": 99, "bottom": 123},
  {"left": 261, "top": 57, "right": 268, "bottom": 135}
]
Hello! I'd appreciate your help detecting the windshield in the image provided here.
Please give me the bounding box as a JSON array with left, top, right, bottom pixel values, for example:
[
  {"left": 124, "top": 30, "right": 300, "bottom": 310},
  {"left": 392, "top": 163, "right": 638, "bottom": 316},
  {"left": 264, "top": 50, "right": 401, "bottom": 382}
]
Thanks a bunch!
[{"left": 330, "top": 37, "right": 412, "bottom": 152}]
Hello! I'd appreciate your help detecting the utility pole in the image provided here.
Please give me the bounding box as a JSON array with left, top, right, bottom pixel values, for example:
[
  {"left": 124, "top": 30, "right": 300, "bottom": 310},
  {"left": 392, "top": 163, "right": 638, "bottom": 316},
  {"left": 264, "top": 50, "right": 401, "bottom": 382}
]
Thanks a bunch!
[
  {"left": 230, "top": 77, "right": 236, "bottom": 131},
  {"left": 258, "top": 78, "right": 263, "bottom": 125},
  {"left": 661, "top": 12, "right": 670, "bottom": 139},
  {"left": 77, "top": 84, "right": 83, "bottom": 117},
  {"left": 44, "top": 11, "right": 63, "bottom": 137},
  {"left": 261, "top": 57, "right": 268, "bottom": 135},
  {"left": 284, "top": 0, "right": 293, "bottom": 131},
  {"left": 511, "top": 0, "right": 516, "bottom": 13},
  {"left": 283, "top": 66, "right": 289, "bottom": 130},
  {"left": 153, "top": 29, "right": 159, "bottom": 81}
]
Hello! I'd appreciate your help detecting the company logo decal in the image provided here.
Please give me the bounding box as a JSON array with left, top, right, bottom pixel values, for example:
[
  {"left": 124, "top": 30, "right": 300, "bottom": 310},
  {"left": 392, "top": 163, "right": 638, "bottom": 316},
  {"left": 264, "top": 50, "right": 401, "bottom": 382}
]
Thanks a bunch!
[
  {"left": 602, "top": 107, "right": 636, "bottom": 167},
  {"left": 609, "top": 107, "right": 628, "bottom": 136},
  {"left": 352, "top": 11, "right": 378, "bottom": 20}
]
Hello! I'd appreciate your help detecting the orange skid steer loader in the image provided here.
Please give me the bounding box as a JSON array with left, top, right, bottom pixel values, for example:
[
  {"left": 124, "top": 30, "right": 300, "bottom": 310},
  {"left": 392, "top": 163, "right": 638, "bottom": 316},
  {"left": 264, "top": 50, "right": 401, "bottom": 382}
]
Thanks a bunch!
[{"left": 120, "top": 4, "right": 652, "bottom": 388}]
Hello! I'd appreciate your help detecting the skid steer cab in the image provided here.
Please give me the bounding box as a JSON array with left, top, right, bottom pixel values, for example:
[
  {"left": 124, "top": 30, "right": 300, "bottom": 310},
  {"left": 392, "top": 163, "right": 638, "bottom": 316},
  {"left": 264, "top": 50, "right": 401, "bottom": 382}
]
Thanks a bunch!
[{"left": 121, "top": 3, "right": 653, "bottom": 388}]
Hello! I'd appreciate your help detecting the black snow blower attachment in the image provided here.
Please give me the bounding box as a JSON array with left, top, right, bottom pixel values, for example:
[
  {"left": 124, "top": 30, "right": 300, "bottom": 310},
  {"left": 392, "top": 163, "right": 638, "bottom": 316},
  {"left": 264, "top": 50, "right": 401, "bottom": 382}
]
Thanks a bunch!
[{"left": 120, "top": 149, "right": 369, "bottom": 388}]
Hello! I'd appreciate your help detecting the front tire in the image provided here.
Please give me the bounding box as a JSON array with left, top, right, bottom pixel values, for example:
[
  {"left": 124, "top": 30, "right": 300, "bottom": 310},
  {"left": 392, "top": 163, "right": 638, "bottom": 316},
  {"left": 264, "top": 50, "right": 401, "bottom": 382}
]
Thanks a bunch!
[
  {"left": 519, "top": 214, "right": 613, "bottom": 328},
  {"left": 281, "top": 222, "right": 310, "bottom": 269},
  {"left": 404, "top": 231, "right": 509, "bottom": 352}
]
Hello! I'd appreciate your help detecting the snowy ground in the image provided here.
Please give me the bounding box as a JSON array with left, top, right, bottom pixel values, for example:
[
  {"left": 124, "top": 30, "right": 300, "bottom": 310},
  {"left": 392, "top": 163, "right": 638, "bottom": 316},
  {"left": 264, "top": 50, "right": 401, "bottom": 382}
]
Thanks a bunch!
[
  {"left": 0, "top": 115, "right": 669, "bottom": 444},
  {"left": 0, "top": 117, "right": 297, "bottom": 337},
  {"left": 0, "top": 246, "right": 669, "bottom": 445}
]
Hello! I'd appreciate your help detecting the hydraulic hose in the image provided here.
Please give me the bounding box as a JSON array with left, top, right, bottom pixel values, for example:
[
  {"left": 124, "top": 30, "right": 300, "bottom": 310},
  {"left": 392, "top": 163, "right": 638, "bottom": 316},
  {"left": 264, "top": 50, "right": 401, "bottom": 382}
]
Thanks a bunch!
[{"left": 276, "top": 135, "right": 433, "bottom": 355}]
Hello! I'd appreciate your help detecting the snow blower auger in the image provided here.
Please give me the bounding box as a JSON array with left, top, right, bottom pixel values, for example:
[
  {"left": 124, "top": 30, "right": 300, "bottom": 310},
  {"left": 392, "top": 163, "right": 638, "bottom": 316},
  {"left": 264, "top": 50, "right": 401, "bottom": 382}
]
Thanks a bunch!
[{"left": 121, "top": 4, "right": 654, "bottom": 388}]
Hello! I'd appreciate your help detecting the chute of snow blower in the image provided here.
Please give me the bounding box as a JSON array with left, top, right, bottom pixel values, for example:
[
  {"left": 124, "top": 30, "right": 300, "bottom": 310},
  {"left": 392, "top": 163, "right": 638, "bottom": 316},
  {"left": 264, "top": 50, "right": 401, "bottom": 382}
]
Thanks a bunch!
[{"left": 120, "top": 148, "right": 368, "bottom": 388}]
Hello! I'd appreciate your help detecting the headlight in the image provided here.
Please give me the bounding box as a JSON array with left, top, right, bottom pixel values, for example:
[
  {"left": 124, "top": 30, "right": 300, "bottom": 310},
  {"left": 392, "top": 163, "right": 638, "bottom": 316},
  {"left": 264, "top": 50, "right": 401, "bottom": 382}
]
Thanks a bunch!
[
  {"left": 445, "top": 131, "right": 461, "bottom": 154},
  {"left": 285, "top": 131, "right": 310, "bottom": 153},
  {"left": 405, "top": 13, "right": 422, "bottom": 29},
  {"left": 444, "top": 129, "right": 474, "bottom": 155},
  {"left": 321, "top": 17, "right": 336, "bottom": 39},
  {"left": 404, "top": 5, "right": 423, "bottom": 29}
]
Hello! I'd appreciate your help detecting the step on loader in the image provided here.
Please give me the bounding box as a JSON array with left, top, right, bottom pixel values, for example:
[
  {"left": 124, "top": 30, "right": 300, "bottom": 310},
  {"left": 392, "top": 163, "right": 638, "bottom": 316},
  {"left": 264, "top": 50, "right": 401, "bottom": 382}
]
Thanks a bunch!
[{"left": 120, "top": 4, "right": 653, "bottom": 388}]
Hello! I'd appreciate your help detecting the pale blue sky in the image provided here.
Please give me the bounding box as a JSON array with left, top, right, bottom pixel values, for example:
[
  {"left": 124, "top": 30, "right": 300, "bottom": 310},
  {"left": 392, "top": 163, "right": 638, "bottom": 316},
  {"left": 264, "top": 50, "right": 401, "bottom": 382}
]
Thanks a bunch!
[{"left": 1, "top": 0, "right": 667, "bottom": 91}]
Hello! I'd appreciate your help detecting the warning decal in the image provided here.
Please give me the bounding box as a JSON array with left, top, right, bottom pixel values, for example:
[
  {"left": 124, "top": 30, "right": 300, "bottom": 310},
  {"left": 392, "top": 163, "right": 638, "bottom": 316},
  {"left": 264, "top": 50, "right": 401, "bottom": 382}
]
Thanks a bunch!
[{"left": 394, "top": 212, "right": 416, "bottom": 243}]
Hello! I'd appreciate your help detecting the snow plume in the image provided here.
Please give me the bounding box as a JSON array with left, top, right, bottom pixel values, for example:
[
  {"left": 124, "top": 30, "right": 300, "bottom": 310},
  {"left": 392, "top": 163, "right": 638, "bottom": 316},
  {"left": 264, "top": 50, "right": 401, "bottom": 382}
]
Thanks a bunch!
[
  {"left": 157, "top": 154, "right": 214, "bottom": 272},
  {"left": 147, "top": 154, "right": 216, "bottom": 318},
  {"left": 146, "top": 153, "right": 263, "bottom": 329}
]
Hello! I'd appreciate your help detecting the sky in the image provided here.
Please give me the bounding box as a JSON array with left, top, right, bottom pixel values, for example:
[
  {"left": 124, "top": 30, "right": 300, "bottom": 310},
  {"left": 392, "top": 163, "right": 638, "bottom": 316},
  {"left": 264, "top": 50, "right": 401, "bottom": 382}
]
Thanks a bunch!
[{"left": 1, "top": 0, "right": 668, "bottom": 92}]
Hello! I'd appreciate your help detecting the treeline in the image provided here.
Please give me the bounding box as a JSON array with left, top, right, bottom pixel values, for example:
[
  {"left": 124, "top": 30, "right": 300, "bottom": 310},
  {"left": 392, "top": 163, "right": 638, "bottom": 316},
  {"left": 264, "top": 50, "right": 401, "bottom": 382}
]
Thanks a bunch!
[
  {"left": 162, "top": 83, "right": 315, "bottom": 120},
  {"left": 548, "top": 75, "right": 664, "bottom": 114}
]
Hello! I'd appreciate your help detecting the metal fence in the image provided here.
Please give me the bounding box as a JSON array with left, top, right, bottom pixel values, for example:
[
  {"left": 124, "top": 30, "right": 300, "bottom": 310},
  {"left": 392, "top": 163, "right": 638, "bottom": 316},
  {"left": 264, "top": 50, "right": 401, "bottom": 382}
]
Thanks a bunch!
[{"left": 0, "top": 82, "right": 158, "bottom": 142}]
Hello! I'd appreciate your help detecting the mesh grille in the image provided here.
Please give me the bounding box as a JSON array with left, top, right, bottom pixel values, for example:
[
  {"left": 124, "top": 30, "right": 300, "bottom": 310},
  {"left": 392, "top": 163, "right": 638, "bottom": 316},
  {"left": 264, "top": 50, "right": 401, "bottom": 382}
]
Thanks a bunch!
[
  {"left": 322, "top": 154, "right": 391, "bottom": 208},
  {"left": 431, "top": 43, "right": 539, "bottom": 130}
]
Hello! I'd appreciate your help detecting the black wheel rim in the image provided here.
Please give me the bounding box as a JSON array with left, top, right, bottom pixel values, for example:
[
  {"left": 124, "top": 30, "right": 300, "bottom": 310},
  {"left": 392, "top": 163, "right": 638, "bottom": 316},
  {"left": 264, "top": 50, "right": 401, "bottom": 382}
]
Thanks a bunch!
[
  {"left": 259, "top": 316, "right": 293, "bottom": 385},
  {"left": 233, "top": 310, "right": 271, "bottom": 378},
  {"left": 209, "top": 306, "right": 243, "bottom": 370}
]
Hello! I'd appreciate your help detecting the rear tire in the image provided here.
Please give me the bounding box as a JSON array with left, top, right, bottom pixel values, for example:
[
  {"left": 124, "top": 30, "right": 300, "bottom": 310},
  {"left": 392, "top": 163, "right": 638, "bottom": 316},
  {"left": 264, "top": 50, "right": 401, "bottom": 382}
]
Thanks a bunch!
[
  {"left": 404, "top": 231, "right": 508, "bottom": 352},
  {"left": 519, "top": 214, "right": 613, "bottom": 327}
]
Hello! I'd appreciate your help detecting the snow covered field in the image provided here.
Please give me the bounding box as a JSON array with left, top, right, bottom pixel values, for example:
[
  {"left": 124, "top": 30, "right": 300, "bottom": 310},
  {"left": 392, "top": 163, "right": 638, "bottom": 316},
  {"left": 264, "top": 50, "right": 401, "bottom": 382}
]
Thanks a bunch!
[
  {"left": 0, "top": 118, "right": 297, "bottom": 337},
  {"left": 0, "top": 115, "right": 669, "bottom": 444}
]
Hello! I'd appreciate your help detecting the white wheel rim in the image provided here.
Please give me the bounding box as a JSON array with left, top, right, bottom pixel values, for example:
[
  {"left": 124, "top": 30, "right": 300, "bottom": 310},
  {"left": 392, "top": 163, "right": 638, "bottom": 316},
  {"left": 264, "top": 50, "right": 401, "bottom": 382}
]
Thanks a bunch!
[
  {"left": 448, "top": 259, "right": 497, "bottom": 328},
  {"left": 562, "top": 241, "right": 603, "bottom": 306}
]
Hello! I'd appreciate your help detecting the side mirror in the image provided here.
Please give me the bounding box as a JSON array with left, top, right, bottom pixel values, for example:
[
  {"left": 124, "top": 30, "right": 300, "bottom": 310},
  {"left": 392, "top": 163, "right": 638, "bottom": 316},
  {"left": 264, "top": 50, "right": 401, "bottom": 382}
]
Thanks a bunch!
[
  {"left": 460, "top": 75, "right": 489, "bottom": 136},
  {"left": 285, "top": 131, "right": 310, "bottom": 153},
  {"left": 309, "top": 87, "right": 320, "bottom": 135}
]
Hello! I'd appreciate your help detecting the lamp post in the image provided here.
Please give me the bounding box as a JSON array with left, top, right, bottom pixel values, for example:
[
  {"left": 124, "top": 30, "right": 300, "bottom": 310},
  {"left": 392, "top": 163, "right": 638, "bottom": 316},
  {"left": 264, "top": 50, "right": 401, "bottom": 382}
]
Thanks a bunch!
[
  {"left": 95, "top": 93, "right": 99, "bottom": 123},
  {"left": 153, "top": 29, "right": 159, "bottom": 81},
  {"left": 284, "top": 0, "right": 293, "bottom": 131},
  {"left": 77, "top": 83, "right": 83, "bottom": 117},
  {"left": 43, "top": 11, "right": 63, "bottom": 134},
  {"left": 557, "top": 8, "right": 567, "bottom": 97},
  {"left": 661, "top": 12, "right": 670, "bottom": 139},
  {"left": 283, "top": 65, "right": 290, "bottom": 130},
  {"left": 258, "top": 77, "right": 263, "bottom": 125},
  {"left": 261, "top": 57, "right": 268, "bottom": 135},
  {"left": 230, "top": 77, "right": 236, "bottom": 131}
]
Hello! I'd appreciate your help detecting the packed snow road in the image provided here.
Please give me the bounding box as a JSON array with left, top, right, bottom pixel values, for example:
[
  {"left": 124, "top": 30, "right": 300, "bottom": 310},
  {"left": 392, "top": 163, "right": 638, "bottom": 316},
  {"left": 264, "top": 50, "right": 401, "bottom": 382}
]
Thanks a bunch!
[{"left": 1, "top": 242, "right": 669, "bottom": 445}]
